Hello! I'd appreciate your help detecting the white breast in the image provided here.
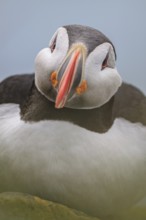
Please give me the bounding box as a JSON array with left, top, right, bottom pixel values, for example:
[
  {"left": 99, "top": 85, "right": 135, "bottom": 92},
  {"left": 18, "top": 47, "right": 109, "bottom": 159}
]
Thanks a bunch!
[{"left": 0, "top": 104, "right": 146, "bottom": 218}]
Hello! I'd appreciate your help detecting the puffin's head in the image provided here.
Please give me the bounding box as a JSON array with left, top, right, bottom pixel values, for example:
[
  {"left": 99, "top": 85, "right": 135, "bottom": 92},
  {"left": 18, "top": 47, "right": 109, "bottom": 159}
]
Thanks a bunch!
[{"left": 35, "top": 25, "right": 122, "bottom": 109}]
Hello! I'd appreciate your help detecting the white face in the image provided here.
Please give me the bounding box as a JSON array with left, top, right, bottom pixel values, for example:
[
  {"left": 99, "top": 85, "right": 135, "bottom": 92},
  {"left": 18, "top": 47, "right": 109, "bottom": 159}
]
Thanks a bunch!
[
  {"left": 35, "top": 27, "right": 69, "bottom": 100},
  {"left": 35, "top": 27, "right": 122, "bottom": 109}
]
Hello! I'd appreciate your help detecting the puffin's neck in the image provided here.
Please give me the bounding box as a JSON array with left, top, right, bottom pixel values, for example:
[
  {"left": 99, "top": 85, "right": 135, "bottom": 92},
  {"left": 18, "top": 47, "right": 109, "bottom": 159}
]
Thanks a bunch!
[{"left": 20, "top": 83, "right": 115, "bottom": 133}]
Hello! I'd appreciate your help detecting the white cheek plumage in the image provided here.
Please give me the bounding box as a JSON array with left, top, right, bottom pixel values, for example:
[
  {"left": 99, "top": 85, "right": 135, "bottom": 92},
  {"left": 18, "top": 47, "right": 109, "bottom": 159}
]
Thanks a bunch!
[
  {"left": 34, "top": 48, "right": 54, "bottom": 93},
  {"left": 82, "top": 43, "right": 122, "bottom": 108},
  {"left": 95, "top": 68, "right": 122, "bottom": 103},
  {"left": 35, "top": 48, "right": 59, "bottom": 78},
  {"left": 34, "top": 27, "right": 69, "bottom": 96}
]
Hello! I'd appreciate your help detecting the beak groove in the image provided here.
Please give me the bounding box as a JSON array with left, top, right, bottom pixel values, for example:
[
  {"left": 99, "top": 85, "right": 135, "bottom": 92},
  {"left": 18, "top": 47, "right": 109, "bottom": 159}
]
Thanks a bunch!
[{"left": 55, "top": 44, "right": 87, "bottom": 109}]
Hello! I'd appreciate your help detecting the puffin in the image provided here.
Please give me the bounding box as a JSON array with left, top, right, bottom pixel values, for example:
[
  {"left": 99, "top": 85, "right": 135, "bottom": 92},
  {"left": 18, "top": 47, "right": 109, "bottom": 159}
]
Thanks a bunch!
[{"left": 0, "top": 25, "right": 146, "bottom": 220}]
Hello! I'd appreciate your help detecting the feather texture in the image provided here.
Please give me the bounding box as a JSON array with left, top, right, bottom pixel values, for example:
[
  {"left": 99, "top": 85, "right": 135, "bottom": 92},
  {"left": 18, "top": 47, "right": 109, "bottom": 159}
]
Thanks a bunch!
[{"left": 0, "top": 104, "right": 146, "bottom": 218}]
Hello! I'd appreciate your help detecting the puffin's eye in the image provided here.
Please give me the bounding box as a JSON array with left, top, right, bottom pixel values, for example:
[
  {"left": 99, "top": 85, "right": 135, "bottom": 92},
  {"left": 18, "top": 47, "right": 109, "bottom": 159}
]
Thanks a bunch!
[
  {"left": 50, "top": 36, "right": 57, "bottom": 53},
  {"left": 101, "top": 53, "right": 108, "bottom": 70}
]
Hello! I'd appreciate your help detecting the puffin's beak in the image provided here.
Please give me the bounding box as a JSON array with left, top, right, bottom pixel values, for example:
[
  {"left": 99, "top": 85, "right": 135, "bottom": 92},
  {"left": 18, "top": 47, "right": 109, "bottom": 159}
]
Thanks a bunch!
[{"left": 55, "top": 44, "right": 87, "bottom": 109}]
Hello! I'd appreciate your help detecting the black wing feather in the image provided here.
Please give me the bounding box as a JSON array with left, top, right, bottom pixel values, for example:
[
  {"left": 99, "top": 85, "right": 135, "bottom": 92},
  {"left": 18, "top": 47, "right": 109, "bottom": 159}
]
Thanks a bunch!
[{"left": 0, "top": 74, "right": 34, "bottom": 105}]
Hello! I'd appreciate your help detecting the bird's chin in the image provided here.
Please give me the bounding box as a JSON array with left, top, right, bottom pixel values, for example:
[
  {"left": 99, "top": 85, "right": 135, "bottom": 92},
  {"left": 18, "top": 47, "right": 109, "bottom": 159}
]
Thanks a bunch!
[
  {"left": 61, "top": 87, "right": 118, "bottom": 110},
  {"left": 60, "top": 95, "right": 98, "bottom": 110}
]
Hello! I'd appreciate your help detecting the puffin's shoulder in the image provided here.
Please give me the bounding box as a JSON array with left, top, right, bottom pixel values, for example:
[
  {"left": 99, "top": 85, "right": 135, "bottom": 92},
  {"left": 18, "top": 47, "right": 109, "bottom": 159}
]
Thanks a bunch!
[
  {"left": 113, "top": 82, "right": 146, "bottom": 125},
  {"left": 1, "top": 73, "right": 146, "bottom": 131},
  {"left": 0, "top": 74, "right": 34, "bottom": 104}
]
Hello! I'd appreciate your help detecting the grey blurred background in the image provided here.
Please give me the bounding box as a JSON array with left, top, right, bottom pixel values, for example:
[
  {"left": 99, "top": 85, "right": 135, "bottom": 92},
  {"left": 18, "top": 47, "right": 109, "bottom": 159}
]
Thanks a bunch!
[{"left": 0, "top": 0, "right": 146, "bottom": 94}]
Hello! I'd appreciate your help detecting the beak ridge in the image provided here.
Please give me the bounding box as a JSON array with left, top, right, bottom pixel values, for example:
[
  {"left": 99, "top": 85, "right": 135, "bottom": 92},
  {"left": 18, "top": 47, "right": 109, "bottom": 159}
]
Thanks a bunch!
[{"left": 55, "top": 44, "right": 87, "bottom": 109}]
